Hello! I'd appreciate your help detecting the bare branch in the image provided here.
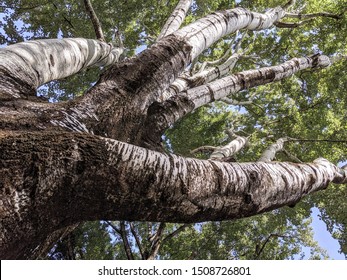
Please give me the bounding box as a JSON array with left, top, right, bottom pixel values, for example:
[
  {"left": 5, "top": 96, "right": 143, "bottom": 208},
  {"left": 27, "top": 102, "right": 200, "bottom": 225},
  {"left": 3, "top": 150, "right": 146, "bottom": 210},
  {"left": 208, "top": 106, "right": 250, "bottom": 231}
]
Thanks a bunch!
[
  {"left": 162, "top": 224, "right": 189, "bottom": 243},
  {"left": 210, "top": 136, "right": 249, "bottom": 160},
  {"left": 0, "top": 38, "right": 123, "bottom": 97},
  {"left": 274, "top": 19, "right": 315, "bottom": 28},
  {"left": 83, "top": 0, "right": 105, "bottom": 41},
  {"left": 162, "top": 53, "right": 243, "bottom": 100},
  {"left": 105, "top": 221, "right": 121, "bottom": 235},
  {"left": 158, "top": 0, "right": 193, "bottom": 40},
  {"left": 191, "top": 146, "right": 218, "bottom": 154},
  {"left": 285, "top": 11, "right": 344, "bottom": 20},
  {"left": 145, "top": 54, "right": 332, "bottom": 141},
  {"left": 175, "top": 6, "right": 287, "bottom": 60},
  {"left": 258, "top": 137, "right": 288, "bottom": 162},
  {"left": 120, "top": 222, "right": 134, "bottom": 260},
  {"left": 129, "top": 222, "right": 145, "bottom": 260}
]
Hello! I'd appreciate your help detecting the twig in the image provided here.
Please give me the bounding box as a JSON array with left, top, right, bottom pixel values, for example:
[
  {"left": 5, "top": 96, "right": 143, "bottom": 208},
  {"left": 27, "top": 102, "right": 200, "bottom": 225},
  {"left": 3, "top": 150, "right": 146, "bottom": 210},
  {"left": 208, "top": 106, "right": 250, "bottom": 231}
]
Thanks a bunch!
[
  {"left": 255, "top": 234, "right": 290, "bottom": 259},
  {"left": 162, "top": 224, "right": 189, "bottom": 244}
]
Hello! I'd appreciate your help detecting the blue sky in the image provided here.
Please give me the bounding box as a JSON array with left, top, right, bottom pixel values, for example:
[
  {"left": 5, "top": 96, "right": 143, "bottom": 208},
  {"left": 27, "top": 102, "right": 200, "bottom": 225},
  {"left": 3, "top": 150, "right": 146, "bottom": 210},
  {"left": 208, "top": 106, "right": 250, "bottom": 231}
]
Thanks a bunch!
[{"left": 0, "top": 2, "right": 345, "bottom": 260}]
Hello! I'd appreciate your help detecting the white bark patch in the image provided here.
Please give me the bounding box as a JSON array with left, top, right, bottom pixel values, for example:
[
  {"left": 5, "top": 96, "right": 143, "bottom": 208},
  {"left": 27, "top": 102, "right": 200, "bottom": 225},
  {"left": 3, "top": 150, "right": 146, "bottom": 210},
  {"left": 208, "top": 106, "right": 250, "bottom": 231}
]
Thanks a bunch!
[
  {"left": 102, "top": 137, "right": 345, "bottom": 216},
  {"left": 210, "top": 136, "right": 248, "bottom": 160},
  {"left": 158, "top": 0, "right": 193, "bottom": 40},
  {"left": 50, "top": 110, "right": 90, "bottom": 133},
  {"left": 0, "top": 38, "right": 122, "bottom": 89},
  {"left": 176, "top": 7, "right": 286, "bottom": 59},
  {"left": 184, "top": 55, "right": 330, "bottom": 109}
]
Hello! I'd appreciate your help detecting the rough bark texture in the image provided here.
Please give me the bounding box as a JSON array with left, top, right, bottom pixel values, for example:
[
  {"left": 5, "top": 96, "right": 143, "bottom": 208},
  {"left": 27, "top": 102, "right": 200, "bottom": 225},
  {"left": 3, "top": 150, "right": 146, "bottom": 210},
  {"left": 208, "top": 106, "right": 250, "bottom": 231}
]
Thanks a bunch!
[
  {"left": 144, "top": 55, "right": 331, "bottom": 141},
  {"left": 0, "top": 4, "right": 345, "bottom": 259},
  {"left": 1, "top": 131, "right": 346, "bottom": 259}
]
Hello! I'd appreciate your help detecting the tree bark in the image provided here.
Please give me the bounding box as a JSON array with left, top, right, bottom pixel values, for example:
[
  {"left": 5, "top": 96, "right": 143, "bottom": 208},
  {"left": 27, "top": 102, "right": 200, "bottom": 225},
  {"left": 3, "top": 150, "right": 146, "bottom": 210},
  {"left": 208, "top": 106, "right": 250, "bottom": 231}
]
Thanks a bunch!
[
  {"left": 1, "top": 130, "right": 346, "bottom": 259},
  {"left": 0, "top": 4, "right": 344, "bottom": 260}
]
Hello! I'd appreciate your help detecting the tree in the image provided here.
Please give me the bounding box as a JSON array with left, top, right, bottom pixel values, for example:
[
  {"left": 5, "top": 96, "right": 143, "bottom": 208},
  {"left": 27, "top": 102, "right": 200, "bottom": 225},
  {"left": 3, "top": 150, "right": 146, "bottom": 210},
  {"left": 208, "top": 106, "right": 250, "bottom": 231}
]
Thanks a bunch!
[{"left": 0, "top": 0, "right": 346, "bottom": 259}]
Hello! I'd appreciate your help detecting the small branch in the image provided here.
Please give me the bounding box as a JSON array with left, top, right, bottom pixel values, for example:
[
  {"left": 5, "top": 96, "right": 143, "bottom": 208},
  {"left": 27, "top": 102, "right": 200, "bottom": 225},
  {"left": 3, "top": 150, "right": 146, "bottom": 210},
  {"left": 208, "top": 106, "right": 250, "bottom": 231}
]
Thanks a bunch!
[
  {"left": 191, "top": 146, "right": 217, "bottom": 154},
  {"left": 157, "top": 0, "right": 192, "bottom": 40},
  {"left": 129, "top": 222, "right": 145, "bottom": 260},
  {"left": 210, "top": 135, "right": 249, "bottom": 160},
  {"left": 258, "top": 137, "right": 288, "bottom": 162},
  {"left": 147, "top": 222, "right": 166, "bottom": 260},
  {"left": 83, "top": 0, "right": 105, "bottom": 41},
  {"left": 282, "top": 149, "right": 303, "bottom": 163},
  {"left": 162, "top": 224, "right": 189, "bottom": 244},
  {"left": 274, "top": 19, "right": 314, "bottom": 28},
  {"left": 105, "top": 220, "right": 121, "bottom": 235},
  {"left": 255, "top": 234, "right": 290, "bottom": 259},
  {"left": 285, "top": 11, "right": 344, "bottom": 20},
  {"left": 120, "top": 221, "right": 134, "bottom": 260}
]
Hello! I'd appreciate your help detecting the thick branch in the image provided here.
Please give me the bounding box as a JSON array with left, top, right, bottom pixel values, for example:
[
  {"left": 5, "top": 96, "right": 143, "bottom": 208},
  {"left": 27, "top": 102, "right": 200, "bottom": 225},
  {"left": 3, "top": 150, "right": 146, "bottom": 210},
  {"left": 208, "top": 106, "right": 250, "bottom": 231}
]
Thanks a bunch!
[
  {"left": 83, "top": 0, "right": 105, "bottom": 41},
  {"left": 163, "top": 53, "right": 242, "bottom": 100},
  {"left": 175, "top": 6, "right": 287, "bottom": 59},
  {"left": 158, "top": 0, "right": 192, "bottom": 40},
  {"left": 1, "top": 131, "right": 346, "bottom": 258},
  {"left": 145, "top": 54, "right": 331, "bottom": 141},
  {"left": 0, "top": 38, "right": 122, "bottom": 97}
]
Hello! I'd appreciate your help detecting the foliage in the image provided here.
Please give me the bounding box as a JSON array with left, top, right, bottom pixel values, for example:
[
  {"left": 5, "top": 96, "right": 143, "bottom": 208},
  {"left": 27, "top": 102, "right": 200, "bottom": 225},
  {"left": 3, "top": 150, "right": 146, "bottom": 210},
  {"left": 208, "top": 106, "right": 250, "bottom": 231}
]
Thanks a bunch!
[{"left": 1, "top": 0, "right": 346, "bottom": 259}]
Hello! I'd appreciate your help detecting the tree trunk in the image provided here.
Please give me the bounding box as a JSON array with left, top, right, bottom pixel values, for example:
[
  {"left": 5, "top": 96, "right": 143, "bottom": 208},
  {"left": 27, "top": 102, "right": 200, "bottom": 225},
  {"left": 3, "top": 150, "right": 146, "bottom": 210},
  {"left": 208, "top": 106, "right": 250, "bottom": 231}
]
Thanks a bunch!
[{"left": 0, "top": 3, "right": 345, "bottom": 259}]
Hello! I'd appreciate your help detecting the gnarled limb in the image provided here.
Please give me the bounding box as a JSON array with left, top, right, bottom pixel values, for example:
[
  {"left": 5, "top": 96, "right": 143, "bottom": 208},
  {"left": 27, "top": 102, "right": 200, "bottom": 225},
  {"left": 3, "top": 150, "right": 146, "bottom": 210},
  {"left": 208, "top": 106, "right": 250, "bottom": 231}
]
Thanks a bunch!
[{"left": 1, "top": 130, "right": 346, "bottom": 259}]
